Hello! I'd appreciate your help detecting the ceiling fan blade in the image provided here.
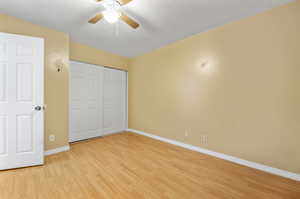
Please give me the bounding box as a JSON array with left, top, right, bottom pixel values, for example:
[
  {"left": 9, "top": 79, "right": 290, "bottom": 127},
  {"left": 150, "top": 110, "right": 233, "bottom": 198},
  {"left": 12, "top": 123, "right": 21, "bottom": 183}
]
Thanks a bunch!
[
  {"left": 95, "top": 0, "right": 104, "bottom": 2},
  {"left": 88, "top": 13, "right": 104, "bottom": 24},
  {"left": 117, "top": 0, "right": 133, "bottom": 5},
  {"left": 120, "top": 13, "right": 139, "bottom": 29}
]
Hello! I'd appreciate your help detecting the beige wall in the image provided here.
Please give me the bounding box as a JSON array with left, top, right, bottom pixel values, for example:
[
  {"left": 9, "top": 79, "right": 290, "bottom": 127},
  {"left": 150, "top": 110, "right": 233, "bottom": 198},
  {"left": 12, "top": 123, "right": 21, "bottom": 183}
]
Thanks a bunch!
[
  {"left": 0, "top": 14, "right": 129, "bottom": 151},
  {"left": 1, "top": 1, "right": 299, "bottom": 174},
  {"left": 0, "top": 14, "right": 70, "bottom": 151},
  {"left": 129, "top": 1, "right": 300, "bottom": 174},
  {"left": 70, "top": 41, "right": 130, "bottom": 70}
]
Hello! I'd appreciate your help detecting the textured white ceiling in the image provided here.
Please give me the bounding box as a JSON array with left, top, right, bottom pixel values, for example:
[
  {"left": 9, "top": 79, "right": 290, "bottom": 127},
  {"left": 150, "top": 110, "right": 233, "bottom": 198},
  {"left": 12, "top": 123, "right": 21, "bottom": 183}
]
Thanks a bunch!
[{"left": 0, "top": 0, "right": 294, "bottom": 57}]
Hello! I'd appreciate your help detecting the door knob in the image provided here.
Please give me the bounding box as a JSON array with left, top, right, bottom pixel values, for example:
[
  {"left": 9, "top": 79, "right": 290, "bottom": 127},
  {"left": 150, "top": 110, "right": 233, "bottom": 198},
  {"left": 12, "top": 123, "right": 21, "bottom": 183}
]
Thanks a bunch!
[{"left": 34, "top": 106, "right": 42, "bottom": 111}]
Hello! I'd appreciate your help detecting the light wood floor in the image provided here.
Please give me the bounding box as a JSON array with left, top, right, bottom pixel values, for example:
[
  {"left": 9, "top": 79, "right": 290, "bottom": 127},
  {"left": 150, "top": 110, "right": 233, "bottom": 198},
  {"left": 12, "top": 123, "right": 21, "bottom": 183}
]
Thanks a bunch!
[{"left": 0, "top": 132, "right": 299, "bottom": 199}]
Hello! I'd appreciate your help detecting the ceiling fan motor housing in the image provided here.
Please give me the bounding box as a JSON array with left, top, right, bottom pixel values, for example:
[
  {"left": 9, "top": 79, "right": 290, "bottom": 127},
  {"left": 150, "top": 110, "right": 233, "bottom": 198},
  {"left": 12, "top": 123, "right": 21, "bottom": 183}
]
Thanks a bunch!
[{"left": 102, "top": 0, "right": 121, "bottom": 10}]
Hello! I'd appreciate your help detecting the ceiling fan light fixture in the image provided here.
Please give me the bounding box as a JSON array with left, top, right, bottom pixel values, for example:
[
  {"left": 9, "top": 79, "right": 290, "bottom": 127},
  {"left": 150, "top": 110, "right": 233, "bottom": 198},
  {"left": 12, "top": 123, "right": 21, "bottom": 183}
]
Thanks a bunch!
[
  {"left": 102, "top": 9, "right": 121, "bottom": 24},
  {"left": 89, "top": 0, "right": 139, "bottom": 29}
]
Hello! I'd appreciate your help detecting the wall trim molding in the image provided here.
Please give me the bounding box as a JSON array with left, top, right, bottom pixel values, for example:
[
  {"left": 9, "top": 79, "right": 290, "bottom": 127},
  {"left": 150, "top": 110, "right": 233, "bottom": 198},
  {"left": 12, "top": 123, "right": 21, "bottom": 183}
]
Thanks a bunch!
[
  {"left": 127, "top": 129, "right": 300, "bottom": 182},
  {"left": 44, "top": 145, "right": 70, "bottom": 156}
]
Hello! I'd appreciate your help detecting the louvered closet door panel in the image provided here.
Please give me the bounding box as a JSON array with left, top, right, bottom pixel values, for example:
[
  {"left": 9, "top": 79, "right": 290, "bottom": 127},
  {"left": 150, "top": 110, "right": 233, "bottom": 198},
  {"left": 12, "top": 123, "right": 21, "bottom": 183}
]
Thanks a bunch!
[{"left": 103, "top": 68, "right": 127, "bottom": 135}]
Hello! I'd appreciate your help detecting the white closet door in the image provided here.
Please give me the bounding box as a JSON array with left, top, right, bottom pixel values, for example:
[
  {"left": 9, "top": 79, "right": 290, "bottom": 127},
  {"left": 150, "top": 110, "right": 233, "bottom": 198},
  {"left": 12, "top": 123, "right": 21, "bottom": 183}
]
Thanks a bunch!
[
  {"left": 70, "top": 61, "right": 103, "bottom": 142},
  {"left": 103, "top": 68, "right": 127, "bottom": 135},
  {"left": 70, "top": 61, "right": 127, "bottom": 142}
]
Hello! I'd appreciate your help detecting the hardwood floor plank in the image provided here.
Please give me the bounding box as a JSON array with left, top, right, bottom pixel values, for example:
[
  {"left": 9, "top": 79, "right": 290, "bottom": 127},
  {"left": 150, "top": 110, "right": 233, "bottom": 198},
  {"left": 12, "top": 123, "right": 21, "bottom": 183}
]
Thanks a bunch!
[{"left": 0, "top": 132, "right": 299, "bottom": 199}]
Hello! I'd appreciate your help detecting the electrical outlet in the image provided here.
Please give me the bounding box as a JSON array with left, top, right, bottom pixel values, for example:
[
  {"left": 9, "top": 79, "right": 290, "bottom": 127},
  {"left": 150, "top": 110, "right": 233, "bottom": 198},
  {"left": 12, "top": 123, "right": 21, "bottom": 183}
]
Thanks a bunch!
[
  {"left": 204, "top": 135, "right": 208, "bottom": 144},
  {"left": 200, "top": 135, "right": 208, "bottom": 144},
  {"left": 49, "top": 134, "right": 55, "bottom": 142},
  {"left": 185, "top": 130, "right": 189, "bottom": 137}
]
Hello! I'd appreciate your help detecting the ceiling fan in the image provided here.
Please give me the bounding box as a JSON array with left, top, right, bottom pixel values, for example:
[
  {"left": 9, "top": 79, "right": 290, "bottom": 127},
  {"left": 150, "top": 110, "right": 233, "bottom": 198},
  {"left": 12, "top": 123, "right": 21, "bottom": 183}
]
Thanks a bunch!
[{"left": 88, "top": 0, "right": 139, "bottom": 29}]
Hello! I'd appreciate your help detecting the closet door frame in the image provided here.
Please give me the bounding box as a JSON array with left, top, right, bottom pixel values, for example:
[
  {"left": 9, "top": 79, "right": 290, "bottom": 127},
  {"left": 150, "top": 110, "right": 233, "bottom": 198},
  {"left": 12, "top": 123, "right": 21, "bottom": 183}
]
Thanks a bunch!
[{"left": 69, "top": 60, "right": 128, "bottom": 142}]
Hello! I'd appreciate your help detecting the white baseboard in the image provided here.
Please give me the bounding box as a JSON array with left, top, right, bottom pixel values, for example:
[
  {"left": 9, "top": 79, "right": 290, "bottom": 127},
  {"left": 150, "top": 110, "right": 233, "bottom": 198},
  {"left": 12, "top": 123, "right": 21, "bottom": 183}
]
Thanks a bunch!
[
  {"left": 44, "top": 145, "right": 70, "bottom": 156},
  {"left": 127, "top": 129, "right": 300, "bottom": 182}
]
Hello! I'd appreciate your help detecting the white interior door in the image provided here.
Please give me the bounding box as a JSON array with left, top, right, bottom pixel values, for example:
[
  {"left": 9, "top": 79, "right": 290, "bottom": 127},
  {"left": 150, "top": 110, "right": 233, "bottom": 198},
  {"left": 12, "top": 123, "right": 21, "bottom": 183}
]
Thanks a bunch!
[
  {"left": 70, "top": 61, "right": 127, "bottom": 142},
  {"left": 0, "top": 32, "right": 44, "bottom": 170}
]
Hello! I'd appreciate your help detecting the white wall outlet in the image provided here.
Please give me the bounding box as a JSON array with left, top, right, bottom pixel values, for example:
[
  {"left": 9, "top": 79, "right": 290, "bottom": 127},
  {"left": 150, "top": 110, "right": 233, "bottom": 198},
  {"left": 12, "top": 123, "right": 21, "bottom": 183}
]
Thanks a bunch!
[
  {"left": 200, "top": 135, "right": 208, "bottom": 144},
  {"left": 49, "top": 134, "right": 55, "bottom": 142},
  {"left": 185, "top": 130, "right": 189, "bottom": 137},
  {"left": 204, "top": 135, "right": 208, "bottom": 144}
]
